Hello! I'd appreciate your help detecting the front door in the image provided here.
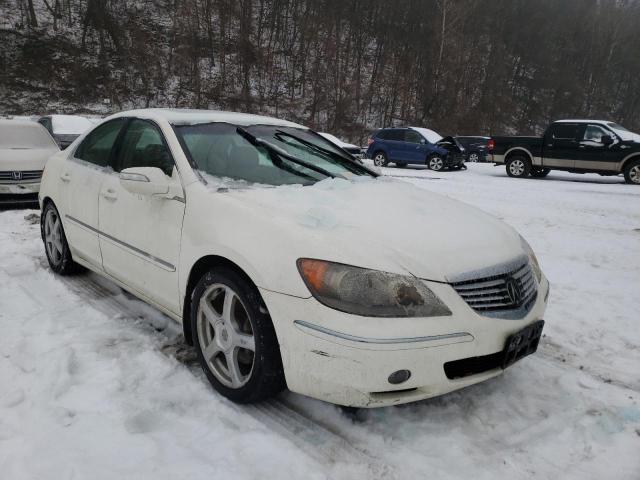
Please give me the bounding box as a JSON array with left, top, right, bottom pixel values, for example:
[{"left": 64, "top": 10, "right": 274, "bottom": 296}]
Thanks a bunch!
[
  {"left": 61, "top": 119, "right": 126, "bottom": 269},
  {"left": 98, "top": 118, "right": 186, "bottom": 315},
  {"left": 403, "top": 129, "right": 428, "bottom": 163},
  {"left": 575, "top": 124, "right": 622, "bottom": 171},
  {"left": 543, "top": 122, "right": 584, "bottom": 169}
]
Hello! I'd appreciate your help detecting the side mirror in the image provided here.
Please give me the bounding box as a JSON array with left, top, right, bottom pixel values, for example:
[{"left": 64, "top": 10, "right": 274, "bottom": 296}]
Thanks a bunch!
[
  {"left": 420, "top": 138, "right": 426, "bottom": 144},
  {"left": 119, "top": 167, "right": 169, "bottom": 196},
  {"left": 601, "top": 135, "right": 613, "bottom": 145}
]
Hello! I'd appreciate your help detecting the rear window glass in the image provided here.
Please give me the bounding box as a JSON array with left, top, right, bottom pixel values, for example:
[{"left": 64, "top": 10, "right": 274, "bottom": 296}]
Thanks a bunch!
[
  {"left": 550, "top": 123, "right": 581, "bottom": 140},
  {"left": 0, "top": 122, "right": 58, "bottom": 148}
]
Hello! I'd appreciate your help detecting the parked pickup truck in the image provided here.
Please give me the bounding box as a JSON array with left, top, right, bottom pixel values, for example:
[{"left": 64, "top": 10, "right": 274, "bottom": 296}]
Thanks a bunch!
[{"left": 490, "top": 120, "right": 640, "bottom": 185}]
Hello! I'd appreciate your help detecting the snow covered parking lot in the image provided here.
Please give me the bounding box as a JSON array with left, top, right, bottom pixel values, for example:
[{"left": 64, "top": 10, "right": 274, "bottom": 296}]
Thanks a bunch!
[{"left": 1, "top": 163, "right": 639, "bottom": 479}]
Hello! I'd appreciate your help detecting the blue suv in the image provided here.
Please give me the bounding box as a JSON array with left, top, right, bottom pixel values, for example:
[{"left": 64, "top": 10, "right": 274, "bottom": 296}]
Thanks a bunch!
[{"left": 366, "top": 127, "right": 466, "bottom": 170}]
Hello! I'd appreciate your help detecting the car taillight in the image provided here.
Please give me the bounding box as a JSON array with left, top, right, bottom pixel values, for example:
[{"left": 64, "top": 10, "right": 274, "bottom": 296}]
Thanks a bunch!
[
  {"left": 488, "top": 139, "right": 495, "bottom": 151},
  {"left": 367, "top": 137, "right": 374, "bottom": 145}
]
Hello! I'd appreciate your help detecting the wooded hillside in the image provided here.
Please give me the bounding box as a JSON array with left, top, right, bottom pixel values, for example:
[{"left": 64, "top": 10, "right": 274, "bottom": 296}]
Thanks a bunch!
[{"left": 2, "top": 0, "right": 639, "bottom": 142}]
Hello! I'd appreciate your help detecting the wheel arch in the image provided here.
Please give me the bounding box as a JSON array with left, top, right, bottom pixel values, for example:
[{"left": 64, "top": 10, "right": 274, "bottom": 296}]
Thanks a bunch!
[
  {"left": 504, "top": 147, "right": 534, "bottom": 163},
  {"left": 182, "top": 255, "right": 262, "bottom": 345},
  {"left": 620, "top": 153, "right": 640, "bottom": 171}
]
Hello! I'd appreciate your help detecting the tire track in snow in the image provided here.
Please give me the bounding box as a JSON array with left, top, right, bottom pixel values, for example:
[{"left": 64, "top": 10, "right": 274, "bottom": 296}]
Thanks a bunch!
[{"left": 54, "top": 270, "right": 394, "bottom": 479}]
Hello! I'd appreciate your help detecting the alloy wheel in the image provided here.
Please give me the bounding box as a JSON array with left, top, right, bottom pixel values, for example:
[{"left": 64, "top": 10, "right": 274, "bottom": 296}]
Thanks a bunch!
[
  {"left": 44, "top": 208, "right": 64, "bottom": 266},
  {"left": 468, "top": 152, "right": 479, "bottom": 162},
  {"left": 197, "top": 284, "right": 256, "bottom": 389},
  {"left": 630, "top": 165, "right": 640, "bottom": 184},
  {"left": 373, "top": 153, "right": 386, "bottom": 166},
  {"left": 509, "top": 159, "right": 525, "bottom": 176},
  {"left": 429, "top": 157, "right": 444, "bottom": 171}
]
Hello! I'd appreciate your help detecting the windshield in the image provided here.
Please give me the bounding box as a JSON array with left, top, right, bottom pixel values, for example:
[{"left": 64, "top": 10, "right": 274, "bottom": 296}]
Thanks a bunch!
[
  {"left": 174, "top": 123, "right": 374, "bottom": 187},
  {"left": 607, "top": 122, "right": 629, "bottom": 132},
  {"left": 0, "top": 122, "right": 58, "bottom": 149}
]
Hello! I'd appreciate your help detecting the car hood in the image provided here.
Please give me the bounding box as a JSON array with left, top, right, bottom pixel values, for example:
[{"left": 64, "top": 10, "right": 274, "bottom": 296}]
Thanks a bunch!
[
  {"left": 0, "top": 146, "right": 59, "bottom": 171},
  {"left": 221, "top": 176, "right": 524, "bottom": 285}
]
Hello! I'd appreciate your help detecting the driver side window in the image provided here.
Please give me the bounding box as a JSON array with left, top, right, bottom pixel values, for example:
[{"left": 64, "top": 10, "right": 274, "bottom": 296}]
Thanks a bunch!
[
  {"left": 116, "top": 119, "right": 175, "bottom": 176},
  {"left": 583, "top": 125, "right": 609, "bottom": 143},
  {"left": 405, "top": 130, "right": 423, "bottom": 144}
]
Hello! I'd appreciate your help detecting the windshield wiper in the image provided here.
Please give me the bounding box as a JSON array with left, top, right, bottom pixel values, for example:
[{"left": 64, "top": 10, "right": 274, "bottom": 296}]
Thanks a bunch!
[
  {"left": 274, "top": 129, "right": 377, "bottom": 177},
  {"left": 236, "top": 127, "right": 337, "bottom": 179}
]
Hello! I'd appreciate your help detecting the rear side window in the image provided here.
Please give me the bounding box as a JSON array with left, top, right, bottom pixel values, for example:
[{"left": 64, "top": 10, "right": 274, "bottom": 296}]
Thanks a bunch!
[
  {"left": 75, "top": 119, "right": 125, "bottom": 167},
  {"left": 116, "top": 119, "right": 174, "bottom": 176},
  {"left": 549, "top": 123, "right": 581, "bottom": 141},
  {"left": 380, "top": 129, "right": 404, "bottom": 141}
]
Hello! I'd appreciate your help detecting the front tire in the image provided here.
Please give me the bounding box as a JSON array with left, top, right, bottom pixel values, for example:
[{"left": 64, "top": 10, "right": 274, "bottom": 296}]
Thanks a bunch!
[
  {"left": 191, "top": 267, "right": 285, "bottom": 403},
  {"left": 623, "top": 159, "right": 640, "bottom": 185},
  {"left": 372, "top": 151, "right": 388, "bottom": 167},
  {"left": 427, "top": 155, "right": 445, "bottom": 171},
  {"left": 41, "top": 202, "right": 82, "bottom": 275},
  {"left": 468, "top": 152, "right": 480, "bottom": 163},
  {"left": 506, "top": 155, "right": 531, "bottom": 178}
]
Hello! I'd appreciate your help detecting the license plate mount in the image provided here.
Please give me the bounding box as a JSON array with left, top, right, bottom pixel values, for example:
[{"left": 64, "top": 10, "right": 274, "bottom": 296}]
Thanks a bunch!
[{"left": 502, "top": 320, "right": 545, "bottom": 369}]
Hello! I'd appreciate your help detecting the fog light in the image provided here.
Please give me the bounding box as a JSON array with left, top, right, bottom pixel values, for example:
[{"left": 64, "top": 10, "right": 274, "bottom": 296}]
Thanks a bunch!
[{"left": 388, "top": 369, "right": 411, "bottom": 385}]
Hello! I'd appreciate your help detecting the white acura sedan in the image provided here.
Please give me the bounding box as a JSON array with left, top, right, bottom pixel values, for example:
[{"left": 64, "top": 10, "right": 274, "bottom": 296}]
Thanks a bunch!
[{"left": 39, "top": 109, "right": 549, "bottom": 407}]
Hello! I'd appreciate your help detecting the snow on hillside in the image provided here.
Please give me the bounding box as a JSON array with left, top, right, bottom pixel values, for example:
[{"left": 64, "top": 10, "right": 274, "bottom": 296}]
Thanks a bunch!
[{"left": 0, "top": 164, "right": 638, "bottom": 479}]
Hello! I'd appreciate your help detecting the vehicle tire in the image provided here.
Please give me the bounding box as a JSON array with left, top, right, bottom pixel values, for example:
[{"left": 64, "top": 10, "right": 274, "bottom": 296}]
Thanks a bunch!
[
  {"left": 506, "top": 155, "right": 531, "bottom": 178},
  {"left": 623, "top": 159, "right": 640, "bottom": 185},
  {"left": 396, "top": 162, "right": 407, "bottom": 168},
  {"left": 372, "top": 151, "right": 389, "bottom": 167},
  {"left": 40, "top": 202, "right": 83, "bottom": 275},
  {"left": 531, "top": 168, "right": 550, "bottom": 178},
  {"left": 191, "top": 267, "right": 285, "bottom": 403},
  {"left": 468, "top": 152, "right": 480, "bottom": 163},
  {"left": 427, "top": 155, "right": 445, "bottom": 171}
]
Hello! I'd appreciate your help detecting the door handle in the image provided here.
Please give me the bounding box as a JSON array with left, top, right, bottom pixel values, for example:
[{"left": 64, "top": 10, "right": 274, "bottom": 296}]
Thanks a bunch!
[
  {"left": 60, "top": 172, "right": 71, "bottom": 182},
  {"left": 578, "top": 145, "right": 585, "bottom": 149},
  {"left": 101, "top": 188, "right": 118, "bottom": 201}
]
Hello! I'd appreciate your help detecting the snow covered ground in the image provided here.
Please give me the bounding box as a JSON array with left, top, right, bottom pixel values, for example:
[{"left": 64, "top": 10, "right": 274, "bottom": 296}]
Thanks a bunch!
[{"left": 1, "top": 163, "right": 639, "bottom": 479}]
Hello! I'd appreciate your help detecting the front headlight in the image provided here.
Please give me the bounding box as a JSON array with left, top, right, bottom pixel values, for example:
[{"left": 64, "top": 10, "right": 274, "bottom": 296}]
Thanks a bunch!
[
  {"left": 297, "top": 258, "right": 452, "bottom": 318},
  {"left": 520, "top": 236, "right": 542, "bottom": 282}
]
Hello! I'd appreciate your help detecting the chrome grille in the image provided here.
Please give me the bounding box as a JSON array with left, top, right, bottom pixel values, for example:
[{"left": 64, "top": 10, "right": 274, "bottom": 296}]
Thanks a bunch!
[
  {"left": 0, "top": 170, "right": 43, "bottom": 183},
  {"left": 452, "top": 262, "right": 537, "bottom": 315}
]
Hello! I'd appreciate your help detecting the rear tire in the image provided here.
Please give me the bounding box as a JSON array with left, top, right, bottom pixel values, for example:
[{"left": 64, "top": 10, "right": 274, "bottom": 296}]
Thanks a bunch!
[
  {"left": 41, "top": 202, "right": 83, "bottom": 275},
  {"left": 506, "top": 155, "right": 531, "bottom": 178},
  {"left": 531, "top": 168, "right": 550, "bottom": 178},
  {"left": 373, "top": 151, "right": 388, "bottom": 167},
  {"left": 191, "top": 267, "right": 285, "bottom": 403},
  {"left": 623, "top": 159, "right": 640, "bottom": 185}
]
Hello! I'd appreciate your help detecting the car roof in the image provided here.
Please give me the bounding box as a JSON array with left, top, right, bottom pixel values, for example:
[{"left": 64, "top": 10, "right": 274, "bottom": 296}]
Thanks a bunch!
[
  {"left": 105, "top": 108, "right": 307, "bottom": 129},
  {"left": 555, "top": 119, "right": 613, "bottom": 124}
]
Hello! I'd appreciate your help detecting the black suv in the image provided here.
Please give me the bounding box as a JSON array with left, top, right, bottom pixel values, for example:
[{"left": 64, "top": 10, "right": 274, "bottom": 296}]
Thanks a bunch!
[{"left": 455, "top": 136, "right": 490, "bottom": 162}]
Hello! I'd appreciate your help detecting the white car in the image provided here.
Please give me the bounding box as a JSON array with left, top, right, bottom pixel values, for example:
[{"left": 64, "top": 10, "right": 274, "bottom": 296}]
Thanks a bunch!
[
  {"left": 318, "top": 132, "right": 364, "bottom": 159},
  {"left": 39, "top": 109, "right": 549, "bottom": 407},
  {"left": 0, "top": 119, "right": 59, "bottom": 203},
  {"left": 38, "top": 114, "right": 94, "bottom": 149}
]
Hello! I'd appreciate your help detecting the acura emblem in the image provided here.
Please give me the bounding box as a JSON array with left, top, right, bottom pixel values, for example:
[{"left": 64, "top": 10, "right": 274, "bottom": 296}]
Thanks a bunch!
[
  {"left": 505, "top": 278, "right": 522, "bottom": 305},
  {"left": 12, "top": 171, "right": 22, "bottom": 181}
]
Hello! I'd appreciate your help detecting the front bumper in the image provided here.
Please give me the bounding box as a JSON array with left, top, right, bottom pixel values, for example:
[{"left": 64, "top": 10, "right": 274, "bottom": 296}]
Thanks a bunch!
[
  {"left": 261, "top": 275, "right": 549, "bottom": 407},
  {"left": 0, "top": 181, "right": 41, "bottom": 195},
  {"left": 445, "top": 153, "right": 466, "bottom": 167}
]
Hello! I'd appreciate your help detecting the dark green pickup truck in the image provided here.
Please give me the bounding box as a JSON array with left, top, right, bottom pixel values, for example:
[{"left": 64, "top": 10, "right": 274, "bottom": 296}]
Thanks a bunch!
[{"left": 490, "top": 120, "right": 640, "bottom": 185}]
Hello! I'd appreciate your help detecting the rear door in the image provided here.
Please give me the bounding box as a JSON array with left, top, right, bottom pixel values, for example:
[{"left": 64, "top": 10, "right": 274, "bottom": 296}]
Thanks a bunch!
[
  {"left": 61, "top": 119, "right": 126, "bottom": 269},
  {"left": 543, "top": 123, "right": 584, "bottom": 169},
  {"left": 576, "top": 124, "right": 622, "bottom": 171},
  {"left": 98, "top": 118, "right": 186, "bottom": 315},
  {"left": 383, "top": 129, "right": 406, "bottom": 161}
]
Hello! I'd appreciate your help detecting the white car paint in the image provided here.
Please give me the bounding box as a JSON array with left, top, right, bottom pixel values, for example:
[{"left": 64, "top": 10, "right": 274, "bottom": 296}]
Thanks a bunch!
[
  {"left": 318, "top": 132, "right": 361, "bottom": 150},
  {"left": 39, "top": 108, "right": 549, "bottom": 407},
  {"left": 0, "top": 119, "right": 59, "bottom": 195}
]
